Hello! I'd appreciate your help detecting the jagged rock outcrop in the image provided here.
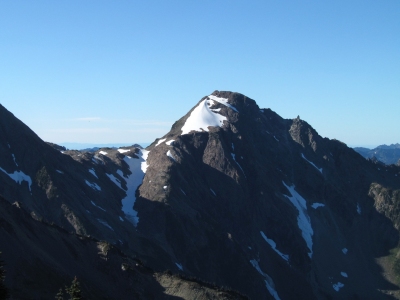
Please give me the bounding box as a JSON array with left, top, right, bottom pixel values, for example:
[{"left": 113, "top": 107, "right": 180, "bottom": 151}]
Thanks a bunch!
[{"left": 1, "top": 92, "right": 400, "bottom": 299}]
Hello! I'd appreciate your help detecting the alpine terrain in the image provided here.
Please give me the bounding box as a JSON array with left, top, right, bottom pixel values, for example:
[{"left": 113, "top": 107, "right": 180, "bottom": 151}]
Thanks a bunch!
[
  {"left": 1, "top": 91, "right": 400, "bottom": 299},
  {"left": 354, "top": 144, "right": 400, "bottom": 166}
]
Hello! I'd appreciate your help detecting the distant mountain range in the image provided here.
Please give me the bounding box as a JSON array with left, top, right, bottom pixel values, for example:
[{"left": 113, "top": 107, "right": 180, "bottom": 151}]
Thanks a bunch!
[
  {"left": 58, "top": 142, "right": 151, "bottom": 151},
  {"left": 354, "top": 144, "right": 400, "bottom": 165},
  {"left": 1, "top": 92, "right": 400, "bottom": 299}
]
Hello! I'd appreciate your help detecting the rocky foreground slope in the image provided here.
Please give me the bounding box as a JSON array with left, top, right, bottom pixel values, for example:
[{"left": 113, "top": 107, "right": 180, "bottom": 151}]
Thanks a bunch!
[{"left": 1, "top": 92, "right": 400, "bottom": 299}]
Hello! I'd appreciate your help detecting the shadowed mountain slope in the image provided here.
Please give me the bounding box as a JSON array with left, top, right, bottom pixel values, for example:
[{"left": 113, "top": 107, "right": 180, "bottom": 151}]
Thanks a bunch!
[{"left": 1, "top": 92, "right": 400, "bottom": 299}]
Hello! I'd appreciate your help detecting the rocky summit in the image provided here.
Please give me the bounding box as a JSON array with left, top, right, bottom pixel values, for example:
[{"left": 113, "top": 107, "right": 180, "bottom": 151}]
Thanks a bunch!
[{"left": 1, "top": 91, "right": 400, "bottom": 299}]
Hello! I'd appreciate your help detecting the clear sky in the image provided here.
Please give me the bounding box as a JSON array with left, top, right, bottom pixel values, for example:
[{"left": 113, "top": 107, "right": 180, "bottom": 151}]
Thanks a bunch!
[{"left": 1, "top": 1, "right": 399, "bottom": 148}]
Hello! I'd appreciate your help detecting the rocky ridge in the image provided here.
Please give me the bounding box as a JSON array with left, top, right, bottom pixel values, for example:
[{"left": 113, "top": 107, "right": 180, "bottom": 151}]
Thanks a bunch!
[{"left": 1, "top": 92, "right": 400, "bottom": 299}]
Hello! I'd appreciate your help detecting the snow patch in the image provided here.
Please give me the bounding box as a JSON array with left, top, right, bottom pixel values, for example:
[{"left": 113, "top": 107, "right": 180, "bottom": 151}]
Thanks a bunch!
[
  {"left": 97, "top": 219, "right": 114, "bottom": 231},
  {"left": 106, "top": 173, "right": 125, "bottom": 190},
  {"left": 90, "top": 201, "right": 106, "bottom": 212},
  {"left": 85, "top": 180, "right": 101, "bottom": 191},
  {"left": 341, "top": 272, "right": 348, "bottom": 278},
  {"left": 260, "top": 231, "right": 289, "bottom": 262},
  {"left": 311, "top": 203, "right": 325, "bottom": 209},
  {"left": 283, "top": 181, "right": 313, "bottom": 258},
  {"left": 207, "top": 95, "right": 239, "bottom": 112},
  {"left": 156, "top": 138, "right": 166, "bottom": 146},
  {"left": 342, "top": 248, "right": 348, "bottom": 254},
  {"left": 301, "top": 153, "right": 322, "bottom": 173},
  {"left": 210, "top": 188, "right": 216, "bottom": 196},
  {"left": 181, "top": 98, "right": 227, "bottom": 135},
  {"left": 167, "top": 150, "right": 176, "bottom": 161},
  {"left": 231, "top": 153, "right": 246, "bottom": 177},
  {"left": 121, "top": 149, "right": 150, "bottom": 226},
  {"left": 180, "top": 188, "right": 186, "bottom": 196},
  {"left": 274, "top": 136, "right": 279, "bottom": 142},
  {"left": 332, "top": 282, "right": 344, "bottom": 292},
  {"left": 166, "top": 140, "right": 175, "bottom": 146},
  {"left": 357, "top": 203, "right": 361, "bottom": 215},
  {"left": 118, "top": 148, "right": 130, "bottom": 153},
  {"left": 119, "top": 216, "right": 124, "bottom": 222},
  {"left": 99, "top": 151, "right": 108, "bottom": 155},
  {"left": 250, "top": 259, "right": 281, "bottom": 300},
  {"left": 89, "top": 168, "right": 98, "bottom": 178},
  {"left": 56, "top": 170, "right": 64, "bottom": 174},
  {"left": 0, "top": 167, "right": 32, "bottom": 191},
  {"left": 163, "top": 185, "right": 168, "bottom": 190},
  {"left": 11, "top": 154, "right": 18, "bottom": 166},
  {"left": 175, "top": 263, "right": 183, "bottom": 271}
]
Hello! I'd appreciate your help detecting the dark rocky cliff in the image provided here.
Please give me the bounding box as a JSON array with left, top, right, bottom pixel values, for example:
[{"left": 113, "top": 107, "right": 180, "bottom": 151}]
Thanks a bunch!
[{"left": 1, "top": 92, "right": 400, "bottom": 299}]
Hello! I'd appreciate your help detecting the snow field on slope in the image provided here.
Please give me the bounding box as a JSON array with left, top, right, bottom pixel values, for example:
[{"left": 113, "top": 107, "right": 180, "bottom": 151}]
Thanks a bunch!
[
  {"left": 106, "top": 173, "right": 125, "bottom": 190},
  {"left": 260, "top": 231, "right": 289, "bottom": 262},
  {"left": 121, "top": 149, "right": 149, "bottom": 226},
  {"left": 85, "top": 180, "right": 101, "bottom": 191},
  {"left": 250, "top": 259, "right": 281, "bottom": 300},
  {"left": 301, "top": 153, "right": 322, "bottom": 173},
  {"left": 181, "top": 95, "right": 238, "bottom": 135},
  {"left": 0, "top": 166, "right": 32, "bottom": 191},
  {"left": 311, "top": 203, "right": 325, "bottom": 209},
  {"left": 89, "top": 168, "right": 98, "bottom": 178},
  {"left": 118, "top": 148, "right": 130, "bottom": 153},
  {"left": 332, "top": 282, "right": 344, "bottom": 291},
  {"left": 166, "top": 150, "right": 176, "bottom": 161},
  {"left": 155, "top": 138, "right": 166, "bottom": 146},
  {"left": 282, "top": 181, "right": 314, "bottom": 258}
]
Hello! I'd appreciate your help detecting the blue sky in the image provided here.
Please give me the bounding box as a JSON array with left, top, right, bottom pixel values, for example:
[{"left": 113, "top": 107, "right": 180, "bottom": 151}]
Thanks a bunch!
[{"left": 1, "top": 1, "right": 399, "bottom": 148}]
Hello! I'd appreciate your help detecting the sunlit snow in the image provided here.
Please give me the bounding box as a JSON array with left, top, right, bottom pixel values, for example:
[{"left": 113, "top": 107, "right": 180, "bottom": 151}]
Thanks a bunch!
[
  {"left": 283, "top": 181, "right": 313, "bottom": 258},
  {"left": 167, "top": 150, "right": 176, "bottom": 161},
  {"left": 166, "top": 140, "right": 175, "bottom": 146},
  {"left": 250, "top": 259, "right": 281, "bottom": 300},
  {"left": 118, "top": 148, "right": 130, "bottom": 153},
  {"left": 155, "top": 138, "right": 166, "bottom": 146},
  {"left": 207, "top": 95, "right": 239, "bottom": 112},
  {"left": 121, "top": 149, "right": 149, "bottom": 226},
  {"left": 260, "top": 231, "right": 289, "bottom": 262},
  {"left": 181, "top": 95, "right": 238, "bottom": 135},
  {"left": 99, "top": 151, "right": 108, "bottom": 155},
  {"left": 0, "top": 167, "right": 32, "bottom": 191},
  {"left": 301, "top": 153, "right": 322, "bottom": 173}
]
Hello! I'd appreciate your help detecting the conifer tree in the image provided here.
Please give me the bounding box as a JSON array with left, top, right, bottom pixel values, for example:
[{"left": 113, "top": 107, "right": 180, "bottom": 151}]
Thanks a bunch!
[
  {"left": 65, "top": 276, "right": 81, "bottom": 300},
  {"left": 0, "top": 252, "right": 9, "bottom": 300},
  {"left": 55, "top": 288, "right": 64, "bottom": 300}
]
